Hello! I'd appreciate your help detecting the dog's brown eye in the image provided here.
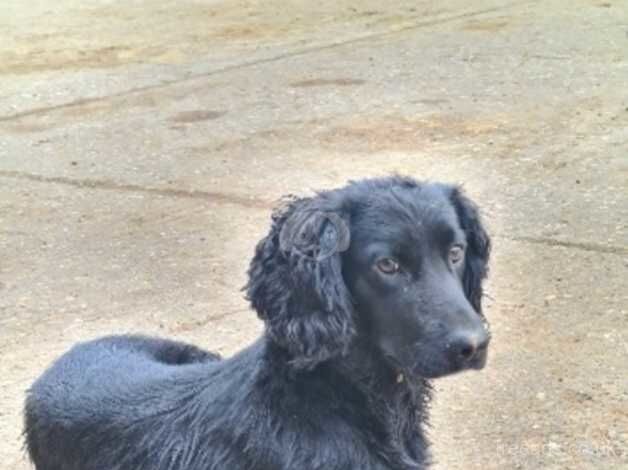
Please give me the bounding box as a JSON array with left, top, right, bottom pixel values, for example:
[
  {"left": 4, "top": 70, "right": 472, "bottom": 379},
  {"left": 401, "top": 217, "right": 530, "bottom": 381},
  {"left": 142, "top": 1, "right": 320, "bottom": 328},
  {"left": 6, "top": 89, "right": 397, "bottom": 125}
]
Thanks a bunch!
[
  {"left": 449, "top": 245, "right": 465, "bottom": 264},
  {"left": 376, "top": 258, "right": 399, "bottom": 274}
]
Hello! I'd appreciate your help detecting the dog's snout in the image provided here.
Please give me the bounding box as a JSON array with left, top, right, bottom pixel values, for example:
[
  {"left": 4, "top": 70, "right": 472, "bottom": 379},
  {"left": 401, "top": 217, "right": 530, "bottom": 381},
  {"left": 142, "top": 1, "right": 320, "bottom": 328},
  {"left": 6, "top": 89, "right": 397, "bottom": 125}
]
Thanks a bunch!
[{"left": 449, "top": 328, "right": 490, "bottom": 362}]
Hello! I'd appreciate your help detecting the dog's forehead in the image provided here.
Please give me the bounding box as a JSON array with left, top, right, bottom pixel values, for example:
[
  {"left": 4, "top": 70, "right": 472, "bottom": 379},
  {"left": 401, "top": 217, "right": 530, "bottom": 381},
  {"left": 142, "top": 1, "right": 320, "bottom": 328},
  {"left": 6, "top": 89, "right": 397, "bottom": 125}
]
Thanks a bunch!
[
  {"left": 397, "top": 202, "right": 460, "bottom": 246},
  {"left": 352, "top": 184, "right": 461, "bottom": 244},
  {"left": 393, "top": 183, "right": 454, "bottom": 217}
]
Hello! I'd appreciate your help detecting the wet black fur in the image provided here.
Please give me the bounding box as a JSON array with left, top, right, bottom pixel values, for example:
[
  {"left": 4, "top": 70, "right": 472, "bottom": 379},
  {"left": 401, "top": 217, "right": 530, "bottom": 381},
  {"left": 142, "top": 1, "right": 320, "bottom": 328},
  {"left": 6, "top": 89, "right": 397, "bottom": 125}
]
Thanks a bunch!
[{"left": 24, "top": 176, "right": 491, "bottom": 470}]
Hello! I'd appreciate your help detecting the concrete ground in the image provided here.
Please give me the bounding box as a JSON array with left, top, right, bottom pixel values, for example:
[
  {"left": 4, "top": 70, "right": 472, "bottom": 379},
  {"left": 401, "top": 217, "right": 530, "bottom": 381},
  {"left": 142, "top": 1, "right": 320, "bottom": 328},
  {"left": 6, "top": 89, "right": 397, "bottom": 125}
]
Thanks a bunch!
[{"left": 1, "top": 0, "right": 627, "bottom": 468}]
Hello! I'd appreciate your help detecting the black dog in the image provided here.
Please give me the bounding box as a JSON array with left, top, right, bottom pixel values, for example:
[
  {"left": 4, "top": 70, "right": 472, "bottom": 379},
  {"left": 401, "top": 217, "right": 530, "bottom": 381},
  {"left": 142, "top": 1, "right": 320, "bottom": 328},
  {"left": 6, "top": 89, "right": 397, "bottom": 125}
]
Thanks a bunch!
[{"left": 24, "top": 176, "right": 491, "bottom": 470}]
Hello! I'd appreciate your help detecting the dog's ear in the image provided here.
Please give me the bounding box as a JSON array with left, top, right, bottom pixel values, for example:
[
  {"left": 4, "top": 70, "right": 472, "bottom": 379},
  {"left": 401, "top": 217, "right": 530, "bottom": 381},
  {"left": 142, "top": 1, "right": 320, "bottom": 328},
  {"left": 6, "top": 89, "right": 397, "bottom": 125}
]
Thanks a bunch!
[
  {"left": 450, "top": 187, "right": 491, "bottom": 314},
  {"left": 245, "top": 196, "right": 354, "bottom": 369}
]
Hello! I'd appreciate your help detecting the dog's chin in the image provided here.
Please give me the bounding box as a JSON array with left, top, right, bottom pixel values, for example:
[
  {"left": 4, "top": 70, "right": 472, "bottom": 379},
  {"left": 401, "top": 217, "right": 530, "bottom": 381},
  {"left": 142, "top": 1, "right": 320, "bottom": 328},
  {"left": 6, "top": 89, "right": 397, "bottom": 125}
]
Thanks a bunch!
[
  {"left": 409, "top": 350, "right": 489, "bottom": 379},
  {"left": 469, "top": 350, "right": 489, "bottom": 370},
  {"left": 412, "top": 364, "right": 457, "bottom": 379},
  {"left": 384, "top": 345, "right": 489, "bottom": 380}
]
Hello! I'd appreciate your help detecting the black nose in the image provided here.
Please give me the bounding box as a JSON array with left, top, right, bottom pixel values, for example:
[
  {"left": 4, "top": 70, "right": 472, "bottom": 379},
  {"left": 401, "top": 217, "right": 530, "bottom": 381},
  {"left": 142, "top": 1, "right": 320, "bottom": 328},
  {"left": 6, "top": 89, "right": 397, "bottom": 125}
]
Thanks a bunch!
[{"left": 450, "top": 329, "right": 490, "bottom": 362}]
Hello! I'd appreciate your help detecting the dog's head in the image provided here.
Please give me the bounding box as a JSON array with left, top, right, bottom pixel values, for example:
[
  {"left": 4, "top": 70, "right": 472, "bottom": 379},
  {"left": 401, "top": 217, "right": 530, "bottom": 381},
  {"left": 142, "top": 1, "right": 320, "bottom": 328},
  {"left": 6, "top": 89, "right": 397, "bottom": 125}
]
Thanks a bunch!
[{"left": 246, "top": 176, "right": 491, "bottom": 377}]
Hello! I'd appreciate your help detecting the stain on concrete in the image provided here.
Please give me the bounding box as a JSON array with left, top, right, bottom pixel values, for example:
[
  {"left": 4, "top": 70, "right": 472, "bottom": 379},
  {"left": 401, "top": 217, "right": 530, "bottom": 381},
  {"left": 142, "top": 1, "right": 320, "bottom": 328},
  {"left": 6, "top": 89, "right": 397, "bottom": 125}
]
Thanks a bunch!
[
  {"left": 318, "top": 114, "right": 507, "bottom": 152},
  {"left": 3, "top": 122, "right": 52, "bottom": 134},
  {"left": 290, "top": 78, "right": 366, "bottom": 87},
  {"left": 170, "top": 110, "right": 227, "bottom": 123},
  {"left": 411, "top": 98, "right": 450, "bottom": 106},
  {"left": 0, "top": 46, "right": 141, "bottom": 75},
  {"left": 462, "top": 19, "right": 509, "bottom": 32},
  {"left": 0, "top": 80, "right": 230, "bottom": 129}
]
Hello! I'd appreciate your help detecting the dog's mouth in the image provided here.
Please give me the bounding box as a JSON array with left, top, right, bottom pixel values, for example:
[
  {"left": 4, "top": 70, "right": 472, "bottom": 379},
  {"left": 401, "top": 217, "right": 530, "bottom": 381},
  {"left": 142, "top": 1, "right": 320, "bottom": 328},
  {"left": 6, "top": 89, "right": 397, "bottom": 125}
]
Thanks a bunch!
[
  {"left": 464, "top": 349, "right": 488, "bottom": 374},
  {"left": 383, "top": 337, "right": 490, "bottom": 380},
  {"left": 470, "top": 343, "right": 489, "bottom": 369},
  {"left": 447, "top": 345, "right": 489, "bottom": 376},
  {"left": 405, "top": 345, "right": 489, "bottom": 379}
]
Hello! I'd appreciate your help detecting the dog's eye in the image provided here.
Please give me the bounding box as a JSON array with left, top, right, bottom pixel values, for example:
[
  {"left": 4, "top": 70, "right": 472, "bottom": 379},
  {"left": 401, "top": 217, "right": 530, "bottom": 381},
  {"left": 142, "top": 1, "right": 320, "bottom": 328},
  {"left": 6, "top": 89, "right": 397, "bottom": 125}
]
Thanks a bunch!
[
  {"left": 376, "top": 257, "right": 400, "bottom": 274},
  {"left": 449, "top": 245, "right": 465, "bottom": 264}
]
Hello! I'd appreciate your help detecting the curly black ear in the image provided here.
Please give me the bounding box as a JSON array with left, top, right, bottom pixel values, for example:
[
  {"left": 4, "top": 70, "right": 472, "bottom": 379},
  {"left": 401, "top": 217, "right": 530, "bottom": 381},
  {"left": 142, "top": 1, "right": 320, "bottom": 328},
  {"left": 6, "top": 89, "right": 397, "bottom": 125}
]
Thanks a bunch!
[
  {"left": 245, "top": 196, "right": 354, "bottom": 369},
  {"left": 450, "top": 187, "right": 491, "bottom": 315}
]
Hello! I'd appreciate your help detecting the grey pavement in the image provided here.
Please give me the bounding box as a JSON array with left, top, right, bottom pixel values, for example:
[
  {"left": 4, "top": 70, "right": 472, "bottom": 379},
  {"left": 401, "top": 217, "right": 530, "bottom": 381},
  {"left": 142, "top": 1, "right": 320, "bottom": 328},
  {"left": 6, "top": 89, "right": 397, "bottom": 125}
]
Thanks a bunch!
[{"left": 1, "top": 1, "right": 627, "bottom": 469}]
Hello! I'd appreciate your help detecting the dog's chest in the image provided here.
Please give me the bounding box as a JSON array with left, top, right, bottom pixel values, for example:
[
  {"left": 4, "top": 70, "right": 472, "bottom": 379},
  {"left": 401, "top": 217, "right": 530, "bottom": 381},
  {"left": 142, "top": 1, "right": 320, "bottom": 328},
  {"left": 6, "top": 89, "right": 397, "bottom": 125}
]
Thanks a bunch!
[{"left": 292, "top": 419, "right": 427, "bottom": 470}]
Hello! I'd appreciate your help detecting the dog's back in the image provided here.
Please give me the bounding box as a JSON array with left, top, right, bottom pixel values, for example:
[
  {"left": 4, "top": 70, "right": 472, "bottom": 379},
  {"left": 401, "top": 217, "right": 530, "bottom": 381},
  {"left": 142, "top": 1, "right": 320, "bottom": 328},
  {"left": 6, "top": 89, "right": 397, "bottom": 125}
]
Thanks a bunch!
[{"left": 24, "top": 335, "right": 220, "bottom": 470}]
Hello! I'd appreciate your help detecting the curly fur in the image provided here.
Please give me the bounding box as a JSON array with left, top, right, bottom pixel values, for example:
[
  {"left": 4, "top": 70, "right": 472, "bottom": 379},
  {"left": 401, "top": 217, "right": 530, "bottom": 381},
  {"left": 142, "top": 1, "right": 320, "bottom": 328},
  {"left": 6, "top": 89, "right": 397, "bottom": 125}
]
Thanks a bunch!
[
  {"left": 246, "top": 195, "right": 355, "bottom": 369},
  {"left": 450, "top": 187, "right": 491, "bottom": 314},
  {"left": 24, "top": 176, "right": 491, "bottom": 470}
]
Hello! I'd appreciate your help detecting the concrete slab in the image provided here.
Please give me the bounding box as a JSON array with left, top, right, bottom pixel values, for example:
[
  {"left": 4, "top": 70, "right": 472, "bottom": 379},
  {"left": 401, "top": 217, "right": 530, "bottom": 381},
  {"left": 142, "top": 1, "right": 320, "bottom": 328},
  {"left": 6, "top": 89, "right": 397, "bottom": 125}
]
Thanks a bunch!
[{"left": 1, "top": 1, "right": 626, "bottom": 469}]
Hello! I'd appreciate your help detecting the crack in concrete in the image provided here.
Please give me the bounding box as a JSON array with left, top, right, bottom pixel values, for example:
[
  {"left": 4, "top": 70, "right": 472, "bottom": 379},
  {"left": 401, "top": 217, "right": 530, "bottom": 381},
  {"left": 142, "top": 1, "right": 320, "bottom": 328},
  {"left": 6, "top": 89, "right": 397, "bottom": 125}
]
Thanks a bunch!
[
  {"left": 0, "top": 0, "right": 533, "bottom": 123},
  {"left": 508, "top": 236, "right": 628, "bottom": 256},
  {"left": 2, "top": 170, "right": 623, "bottom": 258},
  {"left": 169, "top": 307, "right": 250, "bottom": 333},
  {"left": 0, "top": 170, "right": 272, "bottom": 210}
]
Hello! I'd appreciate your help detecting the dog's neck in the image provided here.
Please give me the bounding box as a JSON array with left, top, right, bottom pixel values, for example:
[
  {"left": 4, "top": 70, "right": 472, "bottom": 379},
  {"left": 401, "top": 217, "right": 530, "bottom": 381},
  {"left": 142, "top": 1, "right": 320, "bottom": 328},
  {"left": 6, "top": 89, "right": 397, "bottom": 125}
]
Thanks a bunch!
[
  {"left": 337, "top": 337, "right": 431, "bottom": 423},
  {"left": 262, "top": 336, "right": 431, "bottom": 469},
  {"left": 329, "top": 339, "right": 432, "bottom": 468}
]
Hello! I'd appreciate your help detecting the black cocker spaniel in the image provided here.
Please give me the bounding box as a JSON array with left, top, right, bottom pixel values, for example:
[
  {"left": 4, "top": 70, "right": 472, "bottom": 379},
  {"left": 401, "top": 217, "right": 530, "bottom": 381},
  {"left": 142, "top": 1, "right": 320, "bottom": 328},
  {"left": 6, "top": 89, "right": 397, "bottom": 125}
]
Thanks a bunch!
[{"left": 25, "top": 176, "right": 491, "bottom": 470}]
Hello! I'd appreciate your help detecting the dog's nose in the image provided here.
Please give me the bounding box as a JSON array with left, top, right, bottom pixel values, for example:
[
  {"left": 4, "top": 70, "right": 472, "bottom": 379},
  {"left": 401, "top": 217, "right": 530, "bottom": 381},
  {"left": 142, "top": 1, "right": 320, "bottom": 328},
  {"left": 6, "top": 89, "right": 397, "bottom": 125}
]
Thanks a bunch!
[{"left": 450, "top": 329, "right": 490, "bottom": 362}]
